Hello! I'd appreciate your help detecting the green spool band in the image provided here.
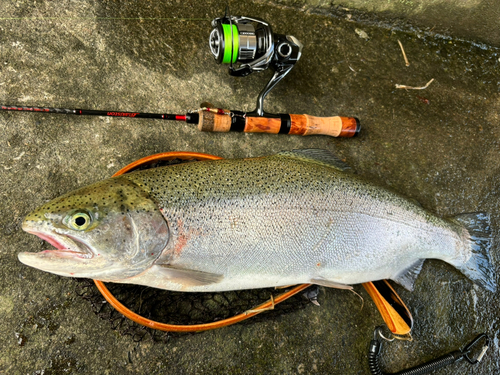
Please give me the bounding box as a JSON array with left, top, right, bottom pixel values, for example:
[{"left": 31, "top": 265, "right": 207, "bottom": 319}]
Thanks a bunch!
[{"left": 221, "top": 24, "right": 239, "bottom": 64}]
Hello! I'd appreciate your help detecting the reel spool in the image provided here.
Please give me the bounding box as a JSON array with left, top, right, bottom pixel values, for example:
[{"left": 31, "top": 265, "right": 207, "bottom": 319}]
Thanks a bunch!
[{"left": 209, "top": 11, "right": 303, "bottom": 116}]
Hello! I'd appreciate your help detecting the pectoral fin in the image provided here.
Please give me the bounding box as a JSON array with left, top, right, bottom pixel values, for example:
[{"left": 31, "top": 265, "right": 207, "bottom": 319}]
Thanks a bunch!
[
  {"left": 154, "top": 264, "right": 223, "bottom": 287},
  {"left": 310, "top": 278, "right": 353, "bottom": 290}
]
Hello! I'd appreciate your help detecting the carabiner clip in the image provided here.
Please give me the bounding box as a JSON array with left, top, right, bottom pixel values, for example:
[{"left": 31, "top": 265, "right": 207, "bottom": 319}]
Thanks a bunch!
[
  {"left": 374, "top": 326, "right": 394, "bottom": 342},
  {"left": 462, "top": 333, "right": 489, "bottom": 364},
  {"left": 368, "top": 328, "right": 490, "bottom": 375}
]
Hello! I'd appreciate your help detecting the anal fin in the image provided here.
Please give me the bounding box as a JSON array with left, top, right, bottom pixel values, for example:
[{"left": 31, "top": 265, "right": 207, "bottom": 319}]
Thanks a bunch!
[
  {"left": 154, "top": 264, "right": 223, "bottom": 287},
  {"left": 391, "top": 259, "right": 425, "bottom": 291}
]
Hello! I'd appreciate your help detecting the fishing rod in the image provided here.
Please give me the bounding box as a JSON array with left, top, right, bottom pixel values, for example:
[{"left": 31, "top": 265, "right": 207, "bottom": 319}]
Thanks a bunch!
[
  {"left": 0, "top": 104, "right": 358, "bottom": 138},
  {"left": 0, "top": 9, "right": 360, "bottom": 138},
  {"left": 0, "top": 105, "right": 192, "bottom": 121}
]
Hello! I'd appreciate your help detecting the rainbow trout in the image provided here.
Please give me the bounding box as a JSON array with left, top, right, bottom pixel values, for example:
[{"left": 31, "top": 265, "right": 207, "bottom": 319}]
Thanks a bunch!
[{"left": 19, "top": 150, "right": 496, "bottom": 292}]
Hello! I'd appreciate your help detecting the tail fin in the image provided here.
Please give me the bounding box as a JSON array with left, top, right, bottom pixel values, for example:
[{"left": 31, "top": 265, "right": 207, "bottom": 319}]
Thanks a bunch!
[{"left": 451, "top": 213, "right": 496, "bottom": 292}]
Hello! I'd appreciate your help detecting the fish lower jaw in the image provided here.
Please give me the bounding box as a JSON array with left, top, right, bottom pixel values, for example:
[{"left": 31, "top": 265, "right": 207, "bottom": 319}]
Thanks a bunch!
[{"left": 38, "top": 249, "right": 93, "bottom": 260}]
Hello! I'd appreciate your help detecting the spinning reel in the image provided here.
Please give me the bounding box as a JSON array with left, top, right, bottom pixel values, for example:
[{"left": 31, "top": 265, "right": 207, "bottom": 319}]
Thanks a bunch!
[{"left": 210, "top": 11, "right": 303, "bottom": 116}]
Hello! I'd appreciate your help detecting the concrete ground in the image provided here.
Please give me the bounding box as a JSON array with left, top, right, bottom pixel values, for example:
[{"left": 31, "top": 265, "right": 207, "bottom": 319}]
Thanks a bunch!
[{"left": 1, "top": 0, "right": 499, "bottom": 374}]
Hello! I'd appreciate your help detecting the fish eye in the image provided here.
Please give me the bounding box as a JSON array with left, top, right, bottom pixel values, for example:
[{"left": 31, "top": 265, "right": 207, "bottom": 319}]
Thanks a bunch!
[{"left": 68, "top": 211, "right": 92, "bottom": 231}]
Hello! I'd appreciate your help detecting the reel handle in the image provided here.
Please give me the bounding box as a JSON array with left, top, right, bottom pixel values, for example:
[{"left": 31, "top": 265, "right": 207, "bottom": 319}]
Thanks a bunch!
[{"left": 198, "top": 110, "right": 359, "bottom": 137}]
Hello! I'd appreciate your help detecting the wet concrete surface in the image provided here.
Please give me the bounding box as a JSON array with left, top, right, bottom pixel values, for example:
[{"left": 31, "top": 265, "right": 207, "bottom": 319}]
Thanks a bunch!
[{"left": 1, "top": 0, "right": 499, "bottom": 374}]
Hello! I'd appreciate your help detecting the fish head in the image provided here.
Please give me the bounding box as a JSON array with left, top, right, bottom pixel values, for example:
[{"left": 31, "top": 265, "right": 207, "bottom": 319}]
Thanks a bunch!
[{"left": 19, "top": 176, "right": 169, "bottom": 281}]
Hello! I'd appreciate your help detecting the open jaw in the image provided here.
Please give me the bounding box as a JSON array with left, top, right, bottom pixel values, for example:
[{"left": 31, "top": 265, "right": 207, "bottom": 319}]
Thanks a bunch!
[{"left": 19, "top": 228, "right": 94, "bottom": 264}]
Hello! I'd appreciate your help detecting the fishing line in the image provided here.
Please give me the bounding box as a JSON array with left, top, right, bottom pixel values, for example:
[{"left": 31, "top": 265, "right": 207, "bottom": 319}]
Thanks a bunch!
[{"left": 0, "top": 17, "right": 210, "bottom": 21}]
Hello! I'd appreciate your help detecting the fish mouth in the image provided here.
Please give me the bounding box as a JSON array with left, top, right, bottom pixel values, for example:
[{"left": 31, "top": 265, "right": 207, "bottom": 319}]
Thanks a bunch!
[{"left": 20, "top": 226, "right": 94, "bottom": 261}]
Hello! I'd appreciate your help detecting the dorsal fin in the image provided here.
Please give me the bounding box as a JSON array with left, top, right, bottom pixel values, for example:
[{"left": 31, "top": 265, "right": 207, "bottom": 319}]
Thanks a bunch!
[
  {"left": 277, "top": 149, "right": 351, "bottom": 171},
  {"left": 408, "top": 198, "right": 423, "bottom": 208}
]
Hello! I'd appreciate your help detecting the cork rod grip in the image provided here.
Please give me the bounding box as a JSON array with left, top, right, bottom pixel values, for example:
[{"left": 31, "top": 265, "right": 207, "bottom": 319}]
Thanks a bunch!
[
  {"left": 197, "top": 111, "right": 360, "bottom": 137},
  {"left": 197, "top": 110, "right": 232, "bottom": 133},
  {"left": 288, "top": 114, "right": 359, "bottom": 137}
]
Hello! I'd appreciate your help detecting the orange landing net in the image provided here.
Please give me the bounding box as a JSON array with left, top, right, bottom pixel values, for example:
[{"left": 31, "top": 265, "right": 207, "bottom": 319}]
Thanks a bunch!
[{"left": 93, "top": 151, "right": 411, "bottom": 335}]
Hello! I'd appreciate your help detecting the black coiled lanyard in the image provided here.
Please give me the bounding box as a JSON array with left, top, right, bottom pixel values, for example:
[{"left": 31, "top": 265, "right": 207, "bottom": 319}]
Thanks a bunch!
[{"left": 368, "top": 326, "right": 489, "bottom": 375}]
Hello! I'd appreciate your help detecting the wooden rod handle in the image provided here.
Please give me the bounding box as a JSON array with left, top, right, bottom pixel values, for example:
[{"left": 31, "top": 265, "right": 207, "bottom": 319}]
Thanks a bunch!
[
  {"left": 198, "top": 111, "right": 360, "bottom": 137},
  {"left": 362, "top": 281, "right": 413, "bottom": 336},
  {"left": 288, "top": 114, "right": 359, "bottom": 137}
]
